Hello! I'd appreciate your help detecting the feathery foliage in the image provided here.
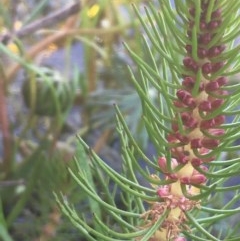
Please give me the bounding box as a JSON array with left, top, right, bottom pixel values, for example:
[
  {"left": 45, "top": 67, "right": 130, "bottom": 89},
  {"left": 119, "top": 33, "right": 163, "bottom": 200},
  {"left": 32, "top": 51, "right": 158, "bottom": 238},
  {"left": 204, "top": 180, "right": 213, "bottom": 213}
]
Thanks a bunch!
[{"left": 57, "top": 1, "right": 240, "bottom": 240}]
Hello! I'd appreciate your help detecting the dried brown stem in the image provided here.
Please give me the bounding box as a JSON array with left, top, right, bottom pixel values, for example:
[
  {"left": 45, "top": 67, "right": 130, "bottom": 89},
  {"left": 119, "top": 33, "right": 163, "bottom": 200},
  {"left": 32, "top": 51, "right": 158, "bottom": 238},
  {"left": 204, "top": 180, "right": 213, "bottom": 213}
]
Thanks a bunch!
[
  {"left": 0, "top": 63, "right": 12, "bottom": 175},
  {"left": 6, "top": 15, "right": 79, "bottom": 83},
  {"left": 93, "top": 129, "right": 113, "bottom": 154},
  {"left": 34, "top": 205, "right": 61, "bottom": 241},
  {"left": 0, "top": 2, "right": 81, "bottom": 44}
]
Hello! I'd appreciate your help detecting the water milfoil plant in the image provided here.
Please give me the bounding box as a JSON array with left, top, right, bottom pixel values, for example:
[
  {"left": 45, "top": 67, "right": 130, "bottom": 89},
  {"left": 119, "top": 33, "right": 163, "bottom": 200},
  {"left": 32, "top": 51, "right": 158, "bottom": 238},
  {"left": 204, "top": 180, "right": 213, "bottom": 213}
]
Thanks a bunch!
[{"left": 56, "top": 1, "right": 240, "bottom": 240}]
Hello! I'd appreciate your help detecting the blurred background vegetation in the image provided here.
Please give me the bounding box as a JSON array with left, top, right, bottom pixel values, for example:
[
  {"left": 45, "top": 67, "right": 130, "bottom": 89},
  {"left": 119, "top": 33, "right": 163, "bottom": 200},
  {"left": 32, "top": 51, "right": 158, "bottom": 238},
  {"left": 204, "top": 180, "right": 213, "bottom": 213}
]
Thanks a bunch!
[
  {"left": 0, "top": 0, "right": 158, "bottom": 240},
  {"left": 2, "top": 1, "right": 239, "bottom": 240}
]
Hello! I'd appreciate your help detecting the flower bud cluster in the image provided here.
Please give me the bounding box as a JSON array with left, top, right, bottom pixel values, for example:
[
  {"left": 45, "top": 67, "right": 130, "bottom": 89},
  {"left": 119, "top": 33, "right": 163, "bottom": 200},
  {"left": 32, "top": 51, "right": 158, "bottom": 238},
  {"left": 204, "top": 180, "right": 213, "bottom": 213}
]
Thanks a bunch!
[
  {"left": 170, "top": 1, "right": 227, "bottom": 168},
  {"left": 144, "top": 1, "right": 229, "bottom": 240}
]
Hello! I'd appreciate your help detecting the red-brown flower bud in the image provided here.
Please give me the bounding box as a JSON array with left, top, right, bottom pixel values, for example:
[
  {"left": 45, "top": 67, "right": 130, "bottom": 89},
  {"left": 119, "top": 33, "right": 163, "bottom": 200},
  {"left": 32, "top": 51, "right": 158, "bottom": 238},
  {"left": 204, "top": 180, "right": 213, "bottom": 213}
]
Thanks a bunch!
[
  {"left": 202, "top": 62, "right": 212, "bottom": 74},
  {"left": 167, "top": 133, "right": 178, "bottom": 143},
  {"left": 208, "top": 128, "right": 225, "bottom": 136},
  {"left": 183, "top": 57, "right": 199, "bottom": 72},
  {"left": 177, "top": 89, "right": 191, "bottom": 101},
  {"left": 158, "top": 157, "right": 178, "bottom": 173},
  {"left": 181, "top": 112, "right": 198, "bottom": 128},
  {"left": 211, "top": 9, "right": 221, "bottom": 19},
  {"left": 199, "top": 33, "right": 212, "bottom": 44},
  {"left": 168, "top": 173, "right": 178, "bottom": 180},
  {"left": 191, "top": 158, "right": 203, "bottom": 166},
  {"left": 157, "top": 185, "right": 171, "bottom": 198},
  {"left": 185, "top": 97, "right": 197, "bottom": 108},
  {"left": 199, "top": 100, "right": 212, "bottom": 111},
  {"left": 202, "top": 138, "right": 219, "bottom": 149},
  {"left": 180, "top": 173, "right": 207, "bottom": 185},
  {"left": 174, "top": 100, "right": 185, "bottom": 108},
  {"left": 191, "top": 138, "right": 202, "bottom": 149},
  {"left": 208, "top": 45, "right": 225, "bottom": 58},
  {"left": 213, "top": 115, "right": 225, "bottom": 126},
  {"left": 200, "top": 119, "right": 216, "bottom": 129},
  {"left": 216, "top": 76, "right": 227, "bottom": 86},
  {"left": 182, "top": 76, "right": 195, "bottom": 89},
  {"left": 172, "top": 122, "right": 179, "bottom": 132},
  {"left": 180, "top": 111, "right": 190, "bottom": 122},
  {"left": 175, "top": 133, "right": 189, "bottom": 144},
  {"left": 176, "top": 90, "right": 197, "bottom": 108},
  {"left": 208, "top": 20, "right": 222, "bottom": 30},
  {"left": 212, "top": 62, "right": 224, "bottom": 73},
  {"left": 205, "top": 81, "right": 219, "bottom": 92},
  {"left": 211, "top": 99, "right": 224, "bottom": 109},
  {"left": 174, "top": 151, "right": 189, "bottom": 164}
]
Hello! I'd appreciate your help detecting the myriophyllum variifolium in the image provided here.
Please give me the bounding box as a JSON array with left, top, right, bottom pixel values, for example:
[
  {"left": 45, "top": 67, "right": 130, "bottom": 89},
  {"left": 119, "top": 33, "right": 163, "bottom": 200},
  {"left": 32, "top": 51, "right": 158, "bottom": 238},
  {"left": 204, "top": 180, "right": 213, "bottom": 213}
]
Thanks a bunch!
[
  {"left": 143, "top": 1, "right": 229, "bottom": 240},
  {"left": 56, "top": 1, "right": 240, "bottom": 240}
]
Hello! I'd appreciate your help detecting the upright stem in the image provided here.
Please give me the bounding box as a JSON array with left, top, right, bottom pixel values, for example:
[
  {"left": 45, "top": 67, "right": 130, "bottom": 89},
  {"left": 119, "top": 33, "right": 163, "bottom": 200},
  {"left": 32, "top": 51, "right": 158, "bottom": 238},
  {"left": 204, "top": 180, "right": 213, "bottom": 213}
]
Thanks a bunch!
[{"left": 141, "top": 1, "right": 229, "bottom": 240}]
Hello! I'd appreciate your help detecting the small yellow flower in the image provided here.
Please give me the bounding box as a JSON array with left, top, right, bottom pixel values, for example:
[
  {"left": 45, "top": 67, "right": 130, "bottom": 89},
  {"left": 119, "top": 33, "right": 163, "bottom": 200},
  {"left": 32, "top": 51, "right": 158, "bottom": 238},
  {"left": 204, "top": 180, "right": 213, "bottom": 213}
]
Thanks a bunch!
[
  {"left": 87, "top": 4, "right": 100, "bottom": 18},
  {"left": 14, "top": 20, "right": 22, "bottom": 30},
  {"left": 7, "top": 42, "right": 19, "bottom": 54}
]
